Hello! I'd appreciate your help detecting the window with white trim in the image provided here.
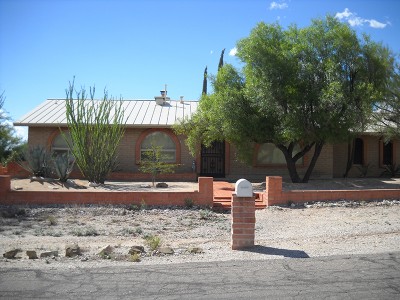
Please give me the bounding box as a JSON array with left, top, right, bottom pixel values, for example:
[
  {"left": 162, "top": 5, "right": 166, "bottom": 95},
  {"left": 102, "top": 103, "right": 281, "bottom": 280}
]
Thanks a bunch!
[{"left": 140, "top": 131, "right": 176, "bottom": 163}]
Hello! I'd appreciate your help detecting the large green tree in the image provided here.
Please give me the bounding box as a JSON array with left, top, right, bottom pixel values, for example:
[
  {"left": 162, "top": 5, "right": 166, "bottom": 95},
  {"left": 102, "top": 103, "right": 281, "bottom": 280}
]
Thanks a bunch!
[{"left": 176, "top": 16, "right": 395, "bottom": 183}]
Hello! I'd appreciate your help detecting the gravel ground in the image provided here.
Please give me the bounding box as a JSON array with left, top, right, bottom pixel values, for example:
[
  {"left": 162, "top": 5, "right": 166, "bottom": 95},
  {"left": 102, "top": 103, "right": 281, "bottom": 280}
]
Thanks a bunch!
[{"left": 1, "top": 200, "right": 399, "bottom": 270}]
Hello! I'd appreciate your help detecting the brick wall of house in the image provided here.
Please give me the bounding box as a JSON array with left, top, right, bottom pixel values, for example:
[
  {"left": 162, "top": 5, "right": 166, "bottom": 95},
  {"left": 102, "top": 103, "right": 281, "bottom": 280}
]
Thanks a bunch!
[
  {"left": 225, "top": 143, "right": 334, "bottom": 181},
  {"left": 27, "top": 126, "right": 195, "bottom": 175},
  {"left": 333, "top": 135, "right": 400, "bottom": 178}
]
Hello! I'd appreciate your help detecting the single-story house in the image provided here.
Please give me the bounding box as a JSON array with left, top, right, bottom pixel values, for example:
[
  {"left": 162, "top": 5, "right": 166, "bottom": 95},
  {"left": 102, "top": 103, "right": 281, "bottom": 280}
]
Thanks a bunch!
[{"left": 14, "top": 91, "right": 400, "bottom": 181}]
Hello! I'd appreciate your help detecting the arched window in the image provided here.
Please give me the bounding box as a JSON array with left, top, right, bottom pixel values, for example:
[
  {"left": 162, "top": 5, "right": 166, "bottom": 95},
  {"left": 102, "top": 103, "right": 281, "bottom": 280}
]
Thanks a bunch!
[
  {"left": 256, "top": 143, "right": 303, "bottom": 165},
  {"left": 52, "top": 132, "right": 72, "bottom": 156},
  {"left": 140, "top": 131, "right": 176, "bottom": 163},
  {"left": 353, "top": 138, "right": 364, "bottom": 165}
]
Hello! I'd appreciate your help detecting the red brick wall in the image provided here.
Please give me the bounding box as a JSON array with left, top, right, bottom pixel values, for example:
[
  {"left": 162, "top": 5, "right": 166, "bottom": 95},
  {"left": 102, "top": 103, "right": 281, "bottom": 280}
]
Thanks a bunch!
[
  {"left": 0, "top": 176, "right": 213, "bottom": 207},
  {"left": 264, "top": 176, "right": 400, "bottom": 206}
]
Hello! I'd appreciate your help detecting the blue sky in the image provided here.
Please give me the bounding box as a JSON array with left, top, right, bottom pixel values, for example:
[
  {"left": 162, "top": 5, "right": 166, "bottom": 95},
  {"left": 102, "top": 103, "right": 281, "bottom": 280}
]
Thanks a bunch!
[{"left": 1, "top": 0, "right": 399, "bottom": 140}]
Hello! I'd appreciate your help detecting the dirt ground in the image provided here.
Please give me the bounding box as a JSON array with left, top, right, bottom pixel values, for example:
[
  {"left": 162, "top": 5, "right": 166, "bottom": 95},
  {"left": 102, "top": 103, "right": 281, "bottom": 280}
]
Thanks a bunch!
[{"left": 1, "top": 177, "right": 399, "bottom": 269}]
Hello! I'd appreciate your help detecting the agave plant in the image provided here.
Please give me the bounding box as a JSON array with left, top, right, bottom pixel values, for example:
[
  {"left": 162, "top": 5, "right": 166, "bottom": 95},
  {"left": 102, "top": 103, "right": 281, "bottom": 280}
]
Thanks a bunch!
[
  {"left": 53, "top": 152, "right": 75, "bottom": 182},
  {"left": 17, "top": 145, "right": 52, "bottom": 177},
  {"left": 380, "top": 163, "right": 400, "bottom": 178}
]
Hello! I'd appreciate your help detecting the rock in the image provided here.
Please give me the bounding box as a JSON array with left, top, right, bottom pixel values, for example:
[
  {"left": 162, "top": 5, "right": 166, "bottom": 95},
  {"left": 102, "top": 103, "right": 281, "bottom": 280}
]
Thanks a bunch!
[
  {"left": 128, "top": 246, "right": 145, "bottom": 255},
  {"left": 156, "top": 182, "right": 168, "bottom": 188},
  {"left": 89, "top": 182, "right": 101, "bottom": 187},
  {"left": 158, "top": 247, "right": 174, "bottom": 255},
  {"left": 188, "top": 247, "right": 204, "bottom": 254},
  {"left": 13, "top": 186, "right": 23, "bottom": 191},
  {"left": 26, "top": 250, "right": 38, "bottom": 259},
  {"left": 3, "top": 249, "right": 21, "bottom": 259},
  {"left": 140, "top": 184, "right": 151, "bottom": 188},
  {"left": 65, "top": 244, "right": 81, "bottom": 257},
  {"left": 40, "top": 251, "right": 59, "bottom": 258},
  {"left": 98, "top": 245, "right": 114, "bottom": 259}
]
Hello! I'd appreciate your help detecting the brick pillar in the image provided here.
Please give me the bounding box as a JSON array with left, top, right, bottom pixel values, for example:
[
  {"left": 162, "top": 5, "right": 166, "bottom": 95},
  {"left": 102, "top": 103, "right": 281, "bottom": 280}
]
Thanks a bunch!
[
  {"left": 265, "top": 176, "right": 283, "bottom": 206},
  {"left": 231, "top": 194, "right": 255, "bottom": 250},
  {"left": 198, "top": 177, "right": 214, "bottom": 207},
  {"left": 0, "top": 175, "right": 11, "bottom": 201}
]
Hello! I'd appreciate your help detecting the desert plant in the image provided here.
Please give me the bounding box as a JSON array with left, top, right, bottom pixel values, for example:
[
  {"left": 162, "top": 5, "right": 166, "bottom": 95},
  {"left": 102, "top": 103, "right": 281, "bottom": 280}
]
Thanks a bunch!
[
  {"left": 139, "top": 144, "right": 179, "bottom": 187},
  {"left": 129, "top": 253, "right": 141, "bottom": 262},
  {"left": 380, "top": 163, "right": 400, "bottom": 178},
  {"left": 17, "top": 145, "right": 52, "bottom": 177},
  {"left": 144, "top": 234, "right": 162, "bottom": 251},
  {"left": 64, "top": 77, "right": 125, "bottom": 184},
  {"left": 184, "top": 198, "right": 194, "bottom": 208},
  {"left": 46, "top": 215, "right": 58, "bottom": 226},
  {"left": 52, "top": 152, "right": 75, "bottom": 182},
  {"left": 199, "top": 209, "right": 213, "bottom": 220},
  {"left": 356, "top": 163, "right": 372, "bottom": 178}
]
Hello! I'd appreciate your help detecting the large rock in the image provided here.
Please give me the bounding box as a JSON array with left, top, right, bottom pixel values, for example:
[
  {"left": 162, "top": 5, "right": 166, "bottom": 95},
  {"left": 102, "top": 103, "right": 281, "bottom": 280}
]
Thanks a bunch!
[
  {"left": 128, "top": 246, "right": 145, "bottom": 255},
  {"left": 158, "top": 247, "right": 174, "bottom": 255},
  {"left": 188, "top": 247, "right": 204, "bottom": 254},
  {"left": 156, "top": 182, "right": 168, "bottom": 188},
  {"left": 98, "top": 245, "right": 114, "bottom": 259},
  {"left": 3, "top": 249, "right": 21, "bottom": 259},
  {"left": 26, "top": 251, "right": 38, "bottom": 259},
  {"left": 65, "top": 244, "right": 81, "bottom": 257}
]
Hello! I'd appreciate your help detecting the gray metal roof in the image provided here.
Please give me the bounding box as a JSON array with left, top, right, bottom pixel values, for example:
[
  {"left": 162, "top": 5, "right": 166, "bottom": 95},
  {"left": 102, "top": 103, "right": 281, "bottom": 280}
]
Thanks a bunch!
[{"left": 14, "top": 99, "right": 199, "bottom": 127}]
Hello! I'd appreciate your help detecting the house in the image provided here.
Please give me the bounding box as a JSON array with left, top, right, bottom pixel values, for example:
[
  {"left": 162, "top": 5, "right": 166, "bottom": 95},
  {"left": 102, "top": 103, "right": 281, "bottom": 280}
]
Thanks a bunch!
[{"left": 14, "top": 91, "right": 400, "bottom": 181}]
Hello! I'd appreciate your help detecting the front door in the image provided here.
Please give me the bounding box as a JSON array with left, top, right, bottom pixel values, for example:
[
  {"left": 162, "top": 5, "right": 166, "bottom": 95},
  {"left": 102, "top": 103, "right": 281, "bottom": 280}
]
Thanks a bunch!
[{"left": 200, "top": 141, "right": 225, "bottom": 178}]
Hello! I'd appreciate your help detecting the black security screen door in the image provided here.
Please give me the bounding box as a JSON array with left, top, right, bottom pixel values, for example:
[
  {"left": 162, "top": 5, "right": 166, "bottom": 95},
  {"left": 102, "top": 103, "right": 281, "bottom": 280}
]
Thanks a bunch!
[{"left": 200, "top": 141, "right": 225, "bottom": 177}]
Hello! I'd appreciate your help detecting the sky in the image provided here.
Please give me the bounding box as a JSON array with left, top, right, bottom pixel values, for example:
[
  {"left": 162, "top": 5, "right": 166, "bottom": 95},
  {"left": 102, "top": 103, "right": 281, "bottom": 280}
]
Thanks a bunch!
[{"left": 1, "top": 0, "right": 399, "bottom": 140}]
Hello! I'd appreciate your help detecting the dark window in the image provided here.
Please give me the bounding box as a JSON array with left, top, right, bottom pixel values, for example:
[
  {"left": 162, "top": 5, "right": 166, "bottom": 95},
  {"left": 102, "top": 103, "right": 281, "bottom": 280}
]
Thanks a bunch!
[
  {"left": 383, "top": 141, "right": 393, "bottom": 165},
  {"left": 353, "top": 138, "right": 363, "bottom": 165}
]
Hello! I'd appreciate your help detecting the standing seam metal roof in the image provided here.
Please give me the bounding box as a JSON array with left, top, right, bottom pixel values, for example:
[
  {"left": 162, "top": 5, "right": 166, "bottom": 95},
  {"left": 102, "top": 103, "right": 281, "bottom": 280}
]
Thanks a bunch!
[{"left": 14, "top": 99, "right": 199, "bottom": 127}]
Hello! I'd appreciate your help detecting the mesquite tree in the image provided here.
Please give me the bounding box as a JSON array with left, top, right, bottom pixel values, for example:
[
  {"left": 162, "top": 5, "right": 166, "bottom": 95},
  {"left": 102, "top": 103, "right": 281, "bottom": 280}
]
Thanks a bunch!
[{"left": 64, "top": 78, "right": 125, "bottom": 184}]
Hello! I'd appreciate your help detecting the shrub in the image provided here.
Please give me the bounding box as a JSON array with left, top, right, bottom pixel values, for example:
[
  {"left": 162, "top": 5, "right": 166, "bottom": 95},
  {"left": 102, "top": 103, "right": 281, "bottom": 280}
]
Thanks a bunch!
[{"left": 144, "top": 234, "right": 162, "bottom": 251}]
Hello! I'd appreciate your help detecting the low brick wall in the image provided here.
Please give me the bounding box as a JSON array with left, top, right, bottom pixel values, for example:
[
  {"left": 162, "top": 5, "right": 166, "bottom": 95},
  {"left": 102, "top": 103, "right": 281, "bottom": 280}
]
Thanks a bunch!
[
  {"left": 263, "top": 176, "right": 400, "bottom": 206},
  {"left": 0, "top": 176, "right": 213, "bottom": 207}
]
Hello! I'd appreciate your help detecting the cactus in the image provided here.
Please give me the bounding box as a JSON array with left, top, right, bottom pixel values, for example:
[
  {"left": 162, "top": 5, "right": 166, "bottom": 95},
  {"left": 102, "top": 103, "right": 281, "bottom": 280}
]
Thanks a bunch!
[
  {"left": 18, "top": 145, "right": 52, "bottom": 177},
  {"left": 53, "top": 152, "right": 75, "bottom": 182}
]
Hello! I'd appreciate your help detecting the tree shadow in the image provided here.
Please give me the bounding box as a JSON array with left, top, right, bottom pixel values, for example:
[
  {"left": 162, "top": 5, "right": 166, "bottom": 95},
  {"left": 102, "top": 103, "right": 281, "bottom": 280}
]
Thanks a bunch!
[{"left": 238, "top": 245, "right": 310, "bottom": 258}]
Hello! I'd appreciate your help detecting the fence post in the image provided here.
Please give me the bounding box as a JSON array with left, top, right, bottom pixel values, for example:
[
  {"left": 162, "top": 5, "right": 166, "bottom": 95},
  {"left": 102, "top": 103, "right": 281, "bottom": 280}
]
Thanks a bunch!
[
  {"left": 231, "top": 179, "right": 255, "bottom": 250},
  {"left": 0, "top": 175, "right": 11, "bottom": 201}
]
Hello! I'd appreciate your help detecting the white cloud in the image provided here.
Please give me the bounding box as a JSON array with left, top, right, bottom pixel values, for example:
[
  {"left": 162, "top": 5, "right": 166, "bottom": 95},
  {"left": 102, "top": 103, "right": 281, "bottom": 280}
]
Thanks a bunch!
[
  {"left": 335, "top": 8, "right": 388, "bottom": 29},
  {"left": 368, "top": 19, "right": 387, "bottom": 29},
  {"left": 269, "top": 1, "right": 288, "bottom": 10},
  {"left": 335, "top": 8, "right": 352, "bottom": 20},
  {"left": 229, "top": 47, "right": 237, "bottom": 56}
]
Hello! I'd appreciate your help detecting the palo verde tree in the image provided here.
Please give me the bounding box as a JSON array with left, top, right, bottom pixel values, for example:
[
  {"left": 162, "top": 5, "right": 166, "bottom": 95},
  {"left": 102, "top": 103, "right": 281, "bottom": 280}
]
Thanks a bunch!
[
  {"left": 64, "top": 78, "right": 125, "bottom": 184},
  {"left": 176, "top": 16, "right": 395, "bottom": 183}
]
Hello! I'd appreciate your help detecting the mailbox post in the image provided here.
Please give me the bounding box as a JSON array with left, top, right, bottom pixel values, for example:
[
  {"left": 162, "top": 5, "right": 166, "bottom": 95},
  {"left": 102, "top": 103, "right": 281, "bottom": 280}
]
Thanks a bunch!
[{"left": 231, "top": 179, "right": 255, "bottom": 250}]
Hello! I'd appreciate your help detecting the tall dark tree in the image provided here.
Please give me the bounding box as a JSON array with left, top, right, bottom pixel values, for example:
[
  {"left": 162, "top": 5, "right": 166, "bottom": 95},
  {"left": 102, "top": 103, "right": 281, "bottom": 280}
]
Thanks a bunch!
[
  {"left": 218, "top": 48, "right": 225, "bottom": 71},
  {"left": 202, "top": 66, "right": 208, "bottom": 95}
]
